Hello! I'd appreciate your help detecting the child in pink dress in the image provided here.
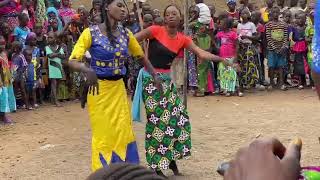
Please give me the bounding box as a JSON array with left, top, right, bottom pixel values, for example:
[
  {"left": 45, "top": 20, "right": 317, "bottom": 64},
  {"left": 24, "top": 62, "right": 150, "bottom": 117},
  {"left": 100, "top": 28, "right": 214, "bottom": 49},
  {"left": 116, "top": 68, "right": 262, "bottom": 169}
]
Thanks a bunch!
[{"left": 216, "top": 17, "right": 239, "bottom": 96}]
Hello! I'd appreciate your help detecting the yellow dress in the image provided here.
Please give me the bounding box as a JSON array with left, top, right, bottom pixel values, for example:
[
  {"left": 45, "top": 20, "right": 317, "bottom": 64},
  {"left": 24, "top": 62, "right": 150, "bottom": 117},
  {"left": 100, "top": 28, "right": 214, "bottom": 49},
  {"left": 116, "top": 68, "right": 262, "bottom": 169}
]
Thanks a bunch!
[{"left": 69, "top": 26, "right": 143, "bottom": 171}]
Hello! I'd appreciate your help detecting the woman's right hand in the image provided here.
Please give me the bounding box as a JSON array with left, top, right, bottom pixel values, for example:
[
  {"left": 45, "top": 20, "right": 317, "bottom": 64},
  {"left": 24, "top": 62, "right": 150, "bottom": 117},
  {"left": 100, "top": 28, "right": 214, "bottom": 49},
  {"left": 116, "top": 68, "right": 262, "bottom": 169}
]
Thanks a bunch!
[{"left": 84, "top": 68, "right": 99, "bottom": 95}]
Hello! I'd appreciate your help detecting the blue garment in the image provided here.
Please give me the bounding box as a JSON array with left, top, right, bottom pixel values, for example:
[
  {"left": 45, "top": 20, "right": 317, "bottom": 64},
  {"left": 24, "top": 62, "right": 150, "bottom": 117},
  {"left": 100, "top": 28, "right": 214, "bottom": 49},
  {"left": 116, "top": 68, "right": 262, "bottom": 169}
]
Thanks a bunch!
[
  {"left": 89, "top": 25, "right": 130, "bottom": 78},
  {"left": 312, "top": 0, "right": 320, "bottom": 73},
  {"left": 25, "top": 63, "right": 35, "bottom": 92},
  {"left": 13, "top": 26, "right": 30, "bottom": 46},
  {"left": 267, "top": 51, "right": 287, "bottom": 69},
  {"left": 0, "top": 85, "right": 16, "bottom": 113},
  {"left": 47, "top": 7, "right": 63, "bottom": 31},
  {"left": 128, "top": 23, "right": 141, "bottom": 34},
  {"left": 132, "top": 68, "right": 150, "bottom": 122}
]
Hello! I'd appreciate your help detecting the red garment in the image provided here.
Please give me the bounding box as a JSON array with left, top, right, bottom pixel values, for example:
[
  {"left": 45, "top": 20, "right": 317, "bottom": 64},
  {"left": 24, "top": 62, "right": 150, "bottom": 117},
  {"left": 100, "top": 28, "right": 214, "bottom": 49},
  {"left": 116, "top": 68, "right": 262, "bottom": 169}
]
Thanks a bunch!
[
  {"left": 0, "top": 0, "right": 18, "bottom": 15},
  {"left": 227, "top": 10, "right": 240, "bottom": 20},
  {"left": 148, "top": 25, "right": 192, "bottom": 69},
  {"left": 216, "top": 31, "right": 238, "bottom": 58},
  {"left": 257, "top": 23, "right": 265, "bottom": 33},
  {"left": 149, "top": 26, "right": 192, "bottom": 54}
]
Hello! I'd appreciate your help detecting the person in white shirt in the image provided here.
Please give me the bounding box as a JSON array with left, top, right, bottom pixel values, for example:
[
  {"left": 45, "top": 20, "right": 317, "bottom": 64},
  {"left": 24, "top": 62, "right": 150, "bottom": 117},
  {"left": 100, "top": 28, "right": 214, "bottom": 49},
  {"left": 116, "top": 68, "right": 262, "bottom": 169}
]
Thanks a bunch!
[{"left": 195, "top": 0, "right": 212, "bottom": 24}]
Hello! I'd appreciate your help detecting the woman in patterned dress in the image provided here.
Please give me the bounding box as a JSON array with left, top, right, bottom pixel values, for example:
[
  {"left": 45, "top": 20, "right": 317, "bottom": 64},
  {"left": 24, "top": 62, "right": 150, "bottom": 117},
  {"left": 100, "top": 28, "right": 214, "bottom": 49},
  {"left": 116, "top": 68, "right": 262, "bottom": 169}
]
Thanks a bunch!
[
  {"left": 68, "top": 0, "right": 160, "bottom": 172},
  {"left": 134, "top": 4, "right": 231, "bottom": 177}
]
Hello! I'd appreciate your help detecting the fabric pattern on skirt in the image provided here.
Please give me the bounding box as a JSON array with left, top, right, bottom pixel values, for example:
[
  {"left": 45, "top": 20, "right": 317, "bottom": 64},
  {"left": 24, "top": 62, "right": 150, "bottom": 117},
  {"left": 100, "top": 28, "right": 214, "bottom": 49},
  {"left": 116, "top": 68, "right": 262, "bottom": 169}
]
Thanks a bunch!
[
  {"left": 187, "top": 51, "right": 198, "bottom": 87},
  {"left": 142, "top": 73, "right": 192, "bottom": 170},
  {"left": 218, "top": 59, "right": 238, "bottom": 92},
  {"left": 0, "top": 85, "right": 16, "bottom": 113},
  {"left": 238, "top": 43, "right": 259, "bottom": 87}
]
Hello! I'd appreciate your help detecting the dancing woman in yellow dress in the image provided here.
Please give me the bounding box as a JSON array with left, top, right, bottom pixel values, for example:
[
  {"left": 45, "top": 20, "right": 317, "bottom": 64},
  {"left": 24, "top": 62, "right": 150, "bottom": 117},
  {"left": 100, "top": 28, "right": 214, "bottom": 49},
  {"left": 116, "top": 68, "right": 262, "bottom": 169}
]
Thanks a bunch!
[{"left": 68, "top": 0, "right": 160, "bottom": 171}]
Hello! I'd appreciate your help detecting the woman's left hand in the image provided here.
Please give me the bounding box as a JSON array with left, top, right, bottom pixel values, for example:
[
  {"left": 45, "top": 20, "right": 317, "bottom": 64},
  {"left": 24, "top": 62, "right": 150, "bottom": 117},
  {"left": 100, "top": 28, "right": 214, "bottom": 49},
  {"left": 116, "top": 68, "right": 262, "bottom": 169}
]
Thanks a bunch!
[
  {"left": 153, "top": 74, "right": 163, "bottom": 94},
  {"left": 84, "top": 68, "right": 99, "bottom": 95}
]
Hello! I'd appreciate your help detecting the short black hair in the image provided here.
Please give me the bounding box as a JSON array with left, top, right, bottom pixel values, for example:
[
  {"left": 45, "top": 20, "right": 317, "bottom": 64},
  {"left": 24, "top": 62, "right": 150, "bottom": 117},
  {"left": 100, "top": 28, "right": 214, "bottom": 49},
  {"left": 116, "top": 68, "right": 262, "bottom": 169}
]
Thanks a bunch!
[
  {"left": 12, "top": 41, "right": 23, "bottom": 52},
  {"left": 163, "top": 4, "right": 182, "bottom": 17},
  {"left": 18, "top": 13, "right": 28, "bottom": 21},
  {"left": 225, "top": 17, "right": 234, "bottom": 29},
  {"left": 271, "top": 6, "right": 281, "bottom": 13},
  {"left": 86, "top": 163, "right": 166, "bottom": 180}
]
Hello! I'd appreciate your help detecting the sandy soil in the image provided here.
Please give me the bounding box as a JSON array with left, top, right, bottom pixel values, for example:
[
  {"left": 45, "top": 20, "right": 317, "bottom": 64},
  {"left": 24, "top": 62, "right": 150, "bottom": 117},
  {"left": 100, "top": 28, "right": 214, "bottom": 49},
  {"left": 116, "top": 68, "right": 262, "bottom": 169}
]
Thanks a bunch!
[{"left": 1, "top": 89, "right": 320, "bottom": 180}]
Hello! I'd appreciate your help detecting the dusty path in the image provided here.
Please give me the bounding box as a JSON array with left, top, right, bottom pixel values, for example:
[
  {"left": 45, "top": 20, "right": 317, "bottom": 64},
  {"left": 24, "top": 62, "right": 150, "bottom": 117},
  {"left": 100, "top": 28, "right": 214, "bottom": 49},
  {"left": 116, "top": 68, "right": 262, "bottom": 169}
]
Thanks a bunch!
[{"left": 1, "top": 89, "right": 320, "bottom": 180}]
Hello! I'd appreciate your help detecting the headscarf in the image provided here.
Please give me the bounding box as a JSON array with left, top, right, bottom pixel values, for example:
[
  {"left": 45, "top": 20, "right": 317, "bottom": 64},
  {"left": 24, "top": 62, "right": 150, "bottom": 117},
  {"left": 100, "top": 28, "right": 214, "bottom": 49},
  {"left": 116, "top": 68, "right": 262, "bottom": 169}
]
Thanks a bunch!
[
  {"left": 47, "top": 7, "right": 63, "bottom": 31},
  {"left": 227, "top": 0, "right": 236, "bottom": 4},
  {"left": 26, "top": 32, "right": 37, "bottom": 41}
]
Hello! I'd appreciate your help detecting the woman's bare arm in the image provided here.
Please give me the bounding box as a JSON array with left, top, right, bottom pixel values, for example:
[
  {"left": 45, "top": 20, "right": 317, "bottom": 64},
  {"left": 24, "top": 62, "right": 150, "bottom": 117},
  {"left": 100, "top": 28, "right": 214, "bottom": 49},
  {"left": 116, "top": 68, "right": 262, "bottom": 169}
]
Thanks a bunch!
[
  {"left": 134, "top": 28, "right": 152, "bottom": 42},
  {"left": 187, "top": 42, "right": 225, "bottom": 62}
]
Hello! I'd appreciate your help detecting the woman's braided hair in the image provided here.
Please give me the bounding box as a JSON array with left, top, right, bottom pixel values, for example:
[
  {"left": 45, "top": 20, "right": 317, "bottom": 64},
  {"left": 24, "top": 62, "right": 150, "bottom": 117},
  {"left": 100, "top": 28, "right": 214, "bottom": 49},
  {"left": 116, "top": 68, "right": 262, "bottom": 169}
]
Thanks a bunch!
[
  {"left": 87, "top": 163, "right": 166, "bottom": 180},
  {"left": 101, "top": 0, "right": 116, "bottom": 45}
]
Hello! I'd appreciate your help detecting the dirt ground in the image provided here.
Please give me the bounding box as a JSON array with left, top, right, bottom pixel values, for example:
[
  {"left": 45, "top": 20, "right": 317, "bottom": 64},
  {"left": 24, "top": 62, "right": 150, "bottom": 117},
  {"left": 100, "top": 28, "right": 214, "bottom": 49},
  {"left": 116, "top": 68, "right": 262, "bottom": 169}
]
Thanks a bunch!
[{"left": 1, "top": 89, "right": 320, "bottom": 180}]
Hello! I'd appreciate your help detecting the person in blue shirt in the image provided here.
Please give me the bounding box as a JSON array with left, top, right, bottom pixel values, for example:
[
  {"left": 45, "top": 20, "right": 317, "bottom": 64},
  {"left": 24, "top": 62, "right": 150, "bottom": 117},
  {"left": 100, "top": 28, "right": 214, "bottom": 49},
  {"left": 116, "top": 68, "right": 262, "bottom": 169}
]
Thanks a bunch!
[{"left": 13, "top": 13, "right": 30, "bottom": 46}]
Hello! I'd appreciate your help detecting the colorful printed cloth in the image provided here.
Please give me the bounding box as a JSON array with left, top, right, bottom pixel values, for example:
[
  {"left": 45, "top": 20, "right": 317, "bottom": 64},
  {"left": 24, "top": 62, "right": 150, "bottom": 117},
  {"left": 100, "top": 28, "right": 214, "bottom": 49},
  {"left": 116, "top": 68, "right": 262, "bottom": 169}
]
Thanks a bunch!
[
  {"left": 305, "top": 18, "right": 314, "bottom": 67},
  {"left": 141, "top": 71, "right": 191, "bottom": 170},
  {"left": 36, "top": 0, "right": 47, "bottom": 26},
  {"left": 59, "top": 7, "right": 76, "bottom": 25},
  {"left": 238, "top": 43, "right": 259, "bottom": 88},
  {"left": 218, "top": 59, "right": 238, "bottom": 92},
  {"left": 299, "top": 166, "right": 320, "bottom": 180}
]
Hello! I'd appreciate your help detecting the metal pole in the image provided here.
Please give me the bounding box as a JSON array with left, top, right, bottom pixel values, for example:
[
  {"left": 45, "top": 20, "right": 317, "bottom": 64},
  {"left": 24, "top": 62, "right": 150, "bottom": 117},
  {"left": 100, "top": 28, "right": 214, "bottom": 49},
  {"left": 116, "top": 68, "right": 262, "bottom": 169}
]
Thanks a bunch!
[{"left": 183, "top": 0, "right": 189, "bottom": 108}]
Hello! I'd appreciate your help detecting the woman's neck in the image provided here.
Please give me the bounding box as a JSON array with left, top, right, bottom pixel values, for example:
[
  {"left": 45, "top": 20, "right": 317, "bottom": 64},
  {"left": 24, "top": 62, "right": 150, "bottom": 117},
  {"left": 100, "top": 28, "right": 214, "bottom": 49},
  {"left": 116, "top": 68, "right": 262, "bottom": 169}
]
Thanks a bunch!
[
  {"left": 166, "top": 26, "right": 177, "bottom": 36},
  {"left": 107, "top": 16, "right": 118, "bottom": 31}
]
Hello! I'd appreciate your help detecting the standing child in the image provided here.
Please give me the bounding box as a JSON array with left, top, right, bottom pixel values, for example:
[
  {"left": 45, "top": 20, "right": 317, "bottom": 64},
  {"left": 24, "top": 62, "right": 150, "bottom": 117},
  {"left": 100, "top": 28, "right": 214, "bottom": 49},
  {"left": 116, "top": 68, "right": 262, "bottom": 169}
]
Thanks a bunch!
[
  {"left": 283, "top": 9, "right": 293, "bottom": 86},
  {"left": 291, "top": 11, "right": 308, "bottom": 89},
  {"left": 25, "top": 32, "right": 42, "bottom": 106},
  {"left": 0, "top": 35, "right": 16, "bottom": 124},
  {"left": 237, "top": 8, "right": 260, "bottom": 92},
  {"left": 57, "top": 35, "right": 69, "bottom": 101},
  {"left": 59, "top": 0, "right": 76, "bottom": 25},
  {"left": 34, "top": 23, "right": 48, "bottom": 101},
  {"left": 216, "top": 17, "right": 239, "bottom": 96},
  {"left": 251, "top": 10, "right": 268, "bottom": 86},
  {"left": 13, "top": 13, "right": 31, "bottom": 46},
  {"left": 226, "top": 0, "right": 240, "bottom": 22},
  {"left": 45, "top": 31, "right": 65, "bottom": 106},
  {"left": 11, "top": 41, "right": 28, "bottom": 109},
  {"left": 265, "top": 6, "right": 289, "bottom": 90},
  {"left": 23, "top": 47, "right": 37, "bottom": 110},
  {"left": 194, "top": 24, "right": 213, "bottom": 97}
]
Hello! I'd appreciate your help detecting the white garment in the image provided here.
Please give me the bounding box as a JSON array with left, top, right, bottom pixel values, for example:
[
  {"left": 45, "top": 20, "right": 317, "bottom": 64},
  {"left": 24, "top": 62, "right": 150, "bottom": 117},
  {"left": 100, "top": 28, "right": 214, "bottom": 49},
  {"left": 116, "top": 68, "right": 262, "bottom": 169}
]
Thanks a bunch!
[
  {"left": 237, "top": 22, "right": 257, "bottom": 37},
  {"left": 196, "top": 3, "right": 212, "bottom": 24},
  {"left": 237, "top": 22, "right": 257, "bottom": 43}
]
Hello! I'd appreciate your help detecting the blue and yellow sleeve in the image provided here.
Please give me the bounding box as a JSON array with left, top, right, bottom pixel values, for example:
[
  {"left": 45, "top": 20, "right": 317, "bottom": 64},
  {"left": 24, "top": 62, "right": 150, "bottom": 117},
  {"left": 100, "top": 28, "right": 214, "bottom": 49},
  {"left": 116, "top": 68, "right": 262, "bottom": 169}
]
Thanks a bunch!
[{"left": 69, "top": 28, "right": 92, "bottom": 61}]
